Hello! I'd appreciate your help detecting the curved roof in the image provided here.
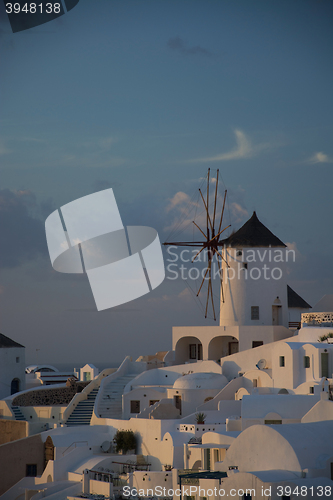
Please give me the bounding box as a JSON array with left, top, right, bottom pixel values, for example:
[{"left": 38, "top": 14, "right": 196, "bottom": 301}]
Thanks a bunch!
[
  {"left": 222, "top": 211, "right": 286, "bottom": 248},
  {"left": 223, "top": 421, "right": 333, "bottom": 473},
  {"left": 173, "top": 372, "right": 228, "bottom": 390}
]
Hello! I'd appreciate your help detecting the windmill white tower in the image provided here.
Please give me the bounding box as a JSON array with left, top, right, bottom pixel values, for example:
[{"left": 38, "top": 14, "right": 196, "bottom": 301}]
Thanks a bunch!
[{"left": 219, "top": 211, "right": 289, "bottom": 329}]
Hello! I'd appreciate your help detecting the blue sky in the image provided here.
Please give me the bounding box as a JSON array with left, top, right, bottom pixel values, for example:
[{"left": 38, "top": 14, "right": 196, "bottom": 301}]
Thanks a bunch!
[{"left": 0, "top": 0, "right": 332, "bottom": 366}]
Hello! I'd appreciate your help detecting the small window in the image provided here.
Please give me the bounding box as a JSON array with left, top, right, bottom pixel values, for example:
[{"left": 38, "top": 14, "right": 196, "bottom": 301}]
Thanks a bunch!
[
  {"left": 189, "top": 344, "right": 197, "bottom": 359},
  {"left": 236, "top": 250, "right": 242, "bottom": 256},
  {"left": 26, "top": 464, "right": 37, "bottom": 477},
  {"left": 265, "top": 419, "right": 282, "bottom": 425},
  {"left": 243, "top": 495, "right": 252, "bottom": 500},
  {"left": 130, "top": 400, "right": 140, "bottom": 413},
  {"left": 309, "top": 386, "right": 314, "bottom": 394},
  {"left": 253, "top": 379, "right": 257, "bottom": 388},
  {"left": 251, "top": 306, "right": 259, "bottom": 320},
  {"left": 243, "top": 262, "right": 248, "bottom": 269},
  {"left": 304, "top": 356, "right": 310, "bottom": 368},
  {"left": 279, "top": 356, "right": 285, "bottom": 367},
  {"left": 149, "top": 400, "right": 159, "bottom": 406},
  {"left": 16, "top": 357, "right": 20, "bottom": 363},
  {"left": 252, "top": 341, "right": 263, "bottom": 348}
]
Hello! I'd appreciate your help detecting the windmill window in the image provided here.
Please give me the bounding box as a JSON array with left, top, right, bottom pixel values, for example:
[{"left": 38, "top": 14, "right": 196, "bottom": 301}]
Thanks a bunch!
[
  {"left": 304, "top": 356, "right": 310, "bottom": 368},
  {"left": 279, "top": 356, "right": 285, "bottom": 367},
  {"left": 243, "top": 262, "right": 248, "bottom": 269},
  {"left": 251, "top": 306, "right": 259, "bottom": 320},
  {"left": 236, "top": 250, "right": 242, "bottom": 256}
]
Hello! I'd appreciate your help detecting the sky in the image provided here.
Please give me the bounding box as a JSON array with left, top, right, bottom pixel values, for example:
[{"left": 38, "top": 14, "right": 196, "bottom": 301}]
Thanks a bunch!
[{"left": 0, "top": 0, "right": 332, "bottom": 367}]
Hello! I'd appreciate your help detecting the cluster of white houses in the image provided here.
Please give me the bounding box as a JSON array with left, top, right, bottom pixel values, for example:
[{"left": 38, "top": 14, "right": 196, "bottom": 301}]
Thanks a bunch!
[{"left": 0, "top": 212, "right": 333, "bottom": 499}]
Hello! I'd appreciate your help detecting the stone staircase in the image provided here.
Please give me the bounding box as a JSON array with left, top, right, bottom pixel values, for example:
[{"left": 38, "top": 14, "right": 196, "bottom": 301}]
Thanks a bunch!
[
  {"left": 65, "top": 388, "right": 99, "bottom": 427},
  {"left": 98, "top": 374, "right": 137, "bottom": 419},
  {"left": 11, "top": 405, "right": 26, "bottom": 421}
]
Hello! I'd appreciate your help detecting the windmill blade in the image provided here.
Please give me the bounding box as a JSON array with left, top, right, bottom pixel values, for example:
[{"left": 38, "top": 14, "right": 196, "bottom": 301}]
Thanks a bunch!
[
  {"left": 192, "top": 221, "right": 207, "bottom": 239},
  {"left": 207, "top": 167, "right": 210, "bottom": 233},
  {"left": 209, "top": 265, "right": 216, "bottom": 321},
  {"left": 218, "top": 189, "right": 227, "bottom": 234},
  {"left": 192, "top": 246, "right": 206, "bottom": 263},
  {"left": 217, "top": 256, "right": 225, "bottom": 304},
  {"left": 196, "top": 265, "right": 210, "bottom": 296},
  {"left": 212, "top": 169, "right": 219, "bottom": 230},
  {"left": 205, "top": 262, "right": 211, "bottom": 319},
  {"left": 163, "top": 242, "right": 206, "bottom": 246},
  {"left": 206, "top": 225, "right": 231, "bottom": 246},
  {"left": 214, "top": 248, "right": 230, "bottom": 268},
  {"left": 199, "top": 189, "right": 213, "bottom": 232}
]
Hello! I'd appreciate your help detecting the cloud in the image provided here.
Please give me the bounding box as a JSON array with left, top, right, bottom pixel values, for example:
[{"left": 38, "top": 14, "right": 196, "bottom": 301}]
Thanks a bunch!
[
  {"left": 0, "top": 140, "right": 11, "bottom": 155},
  {"left": 229, "top": 202, "right": 248, "bottom": 224},
  {"left": 167, "top": 36, "right": 212, "bottom": 57},
  {"left": 186, "top": 129, "right": 272, "bottom": 163},
  {"left": 0, "top": 189, "right": 48, "bottom": 268},
  {"left": 165, "top": 191, "right": 198, "bottom": 213},
  {"left": 308, "top": 152, "right": 332, "bottom": 164}
]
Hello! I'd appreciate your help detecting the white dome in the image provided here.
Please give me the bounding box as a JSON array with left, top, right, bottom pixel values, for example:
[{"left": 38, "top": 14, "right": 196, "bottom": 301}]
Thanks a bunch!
[{"left": 173, "top": 372, "right": 228, "bottom": 391}]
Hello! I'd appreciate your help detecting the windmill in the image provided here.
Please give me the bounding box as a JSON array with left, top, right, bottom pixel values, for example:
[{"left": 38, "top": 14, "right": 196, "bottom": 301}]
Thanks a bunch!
[{"left": 163, "top": 169, "right": 231, "bottom": 320}]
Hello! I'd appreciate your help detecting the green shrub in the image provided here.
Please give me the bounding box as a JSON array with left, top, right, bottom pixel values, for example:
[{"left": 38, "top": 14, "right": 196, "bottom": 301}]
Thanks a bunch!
[
  {"left": 195, "top": 412, "right": 207, "bottom": 424},
  {"left": 114, "top": 430, "right": 137, "bottom": 454}
]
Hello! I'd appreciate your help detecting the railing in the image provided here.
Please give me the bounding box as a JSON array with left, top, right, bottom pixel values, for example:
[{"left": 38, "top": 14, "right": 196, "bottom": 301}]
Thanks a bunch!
[
  {"left": 62, "top": 440, "right": 88, "bottom": 456},
  {"left": 289, "top": 321, "right": 301, "bottom": 329},
  {"left": 302, "top": 312, "right": 333, "bottom": 326}
]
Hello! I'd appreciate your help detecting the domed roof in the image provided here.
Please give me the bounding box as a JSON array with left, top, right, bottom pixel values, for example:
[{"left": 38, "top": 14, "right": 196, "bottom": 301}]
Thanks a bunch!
[{"left": 173, "top": 372, "right": 228, "bottom": 390}]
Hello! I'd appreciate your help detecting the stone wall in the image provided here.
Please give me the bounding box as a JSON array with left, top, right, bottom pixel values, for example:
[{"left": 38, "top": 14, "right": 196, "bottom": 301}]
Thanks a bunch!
[{"left": 12, "top": 381, "right": 89, "bottom": 406}]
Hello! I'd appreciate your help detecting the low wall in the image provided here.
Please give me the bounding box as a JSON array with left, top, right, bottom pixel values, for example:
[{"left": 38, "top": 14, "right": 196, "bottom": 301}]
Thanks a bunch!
[{"left": 12, "top": 382, "right": 89, "bottom": 407}]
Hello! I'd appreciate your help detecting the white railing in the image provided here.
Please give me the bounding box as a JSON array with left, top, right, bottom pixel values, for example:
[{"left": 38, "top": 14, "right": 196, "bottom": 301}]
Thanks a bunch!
[{"left": 62, "top": 440, "right": 88, "bottom": 456}]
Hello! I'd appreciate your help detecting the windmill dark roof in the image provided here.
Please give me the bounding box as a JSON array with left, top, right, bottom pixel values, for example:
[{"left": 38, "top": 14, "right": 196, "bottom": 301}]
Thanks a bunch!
[
  {"left": 287, "top": 285, "right": 311, "bottom": 309},
  {"left": 0, "top": 333, "right": 25, "bottom": 348},
  {"left": 222, "top": 211, "right": 286, "bottom": 248}
]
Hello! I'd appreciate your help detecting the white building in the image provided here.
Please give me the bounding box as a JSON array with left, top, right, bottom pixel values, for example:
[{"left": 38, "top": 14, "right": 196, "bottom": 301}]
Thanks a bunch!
[
  {"left": 0, "top": 333, "right": 25, "bottom": 400},
  {"left": 1, "top": 213, "right": 332, "bottom": 499}
]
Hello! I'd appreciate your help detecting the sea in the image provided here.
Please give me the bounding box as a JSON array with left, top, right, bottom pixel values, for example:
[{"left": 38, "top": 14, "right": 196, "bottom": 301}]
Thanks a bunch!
[{"left": 27, "top": 362, "right": 121, "bottom": 373}]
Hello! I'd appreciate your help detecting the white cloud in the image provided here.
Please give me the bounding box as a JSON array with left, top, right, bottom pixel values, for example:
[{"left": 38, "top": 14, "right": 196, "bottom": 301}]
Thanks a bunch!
[
  {"left": 165, "top": 191, "right": 198, "bottom": 213},
  {"left": 308, "top": 151, "right": 332, "bottom": 164},
  {"left": 229, "top": 202, "right": 248, "bottom": 224},
  {"left": 186, "top": 129, "right": 272, "bottom": 163},
  {"left": 0, "top": 141, "right": 11, "bottom": 156}
]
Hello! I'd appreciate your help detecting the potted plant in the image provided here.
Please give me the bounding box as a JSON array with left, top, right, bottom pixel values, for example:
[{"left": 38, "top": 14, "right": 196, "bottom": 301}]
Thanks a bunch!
[{"left": 195, "top": 412, "right": 207, "bottom": 425}]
